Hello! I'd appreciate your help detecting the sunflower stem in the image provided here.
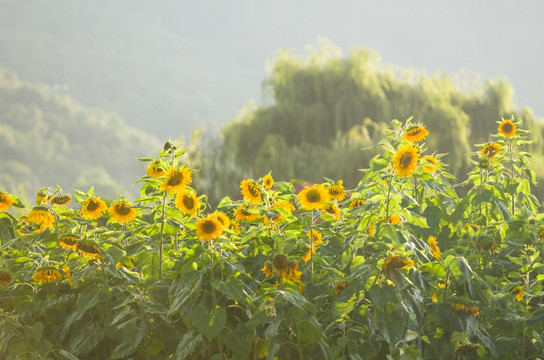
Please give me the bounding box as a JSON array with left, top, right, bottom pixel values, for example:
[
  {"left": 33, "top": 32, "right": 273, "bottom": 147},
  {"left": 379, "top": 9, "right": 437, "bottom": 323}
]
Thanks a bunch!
[
  {"left": 385, "top": 175, "right": 393, "bottom": 221},
  {"left": 158, "top": 191, "right": 167, "bottom": 279}
]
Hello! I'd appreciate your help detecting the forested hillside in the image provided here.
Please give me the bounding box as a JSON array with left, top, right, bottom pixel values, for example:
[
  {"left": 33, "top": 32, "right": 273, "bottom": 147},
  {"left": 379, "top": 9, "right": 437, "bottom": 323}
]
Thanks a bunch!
[
  {"left": 0, "top": 69, "right": 161, "bottom": 199},
  {"left": 188, "top": 44, "right": 544, "bottom": 204}
]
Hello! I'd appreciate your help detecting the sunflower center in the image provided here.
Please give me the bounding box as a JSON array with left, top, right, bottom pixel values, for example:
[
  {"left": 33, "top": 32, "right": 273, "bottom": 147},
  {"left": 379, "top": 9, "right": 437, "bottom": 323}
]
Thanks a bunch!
[
  {"left": 400, "top": 153, "right": 413, "bottom": 169},
  {"left": 502, "top": 123, "right": 513, "bottom": 133},
  {"left": 248, "top": 183, "right": 260, "bottom": 197},
  {"left": 168, "top": 172, "right": 184, "bottom": 186},
  {"left": 182, "top": 195, "right": 195, "bottom": 209},
  {"left": 116, "top": 205, "right": 131, "bottom": 215},
  {"left": 87, "top": 200, "right": 100, "bottom": 211},
  {"left": 202, "top": 221, "right": 217, "bottom": 234},
  {"left": 306, "top": 189, "right": 321, "bottom": 203},
  {"left": 328, "top": 186, "right": 340, "bottom": 195}
]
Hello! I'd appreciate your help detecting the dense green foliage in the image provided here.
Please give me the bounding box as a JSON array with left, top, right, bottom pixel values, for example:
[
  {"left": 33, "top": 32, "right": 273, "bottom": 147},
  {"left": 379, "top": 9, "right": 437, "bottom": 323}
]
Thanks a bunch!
[
  {"left": 0, "top": 69, "right": 161, "bottom": 199},
  {"left": 1, "top": 119, "right": 543, "bottom": 359},
  {"left": 189, "top": 43, "right": 544, "bottom": 205}
]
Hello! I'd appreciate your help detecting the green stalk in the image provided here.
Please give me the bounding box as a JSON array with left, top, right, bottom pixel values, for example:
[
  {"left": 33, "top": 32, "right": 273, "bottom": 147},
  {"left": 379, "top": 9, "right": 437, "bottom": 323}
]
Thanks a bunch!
[{"left": 158, "top": 191, "right": 167, "bottom": 279}]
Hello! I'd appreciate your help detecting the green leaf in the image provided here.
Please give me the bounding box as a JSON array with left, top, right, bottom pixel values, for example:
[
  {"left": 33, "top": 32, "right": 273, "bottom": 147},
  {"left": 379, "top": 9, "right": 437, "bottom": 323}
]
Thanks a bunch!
[
  {"left": 174, "top": 331, "right": 203, "bottom": 360},
  {"left": 57, "top": 350, "right": 80, "bottom": 360},
  {"left": 212, "top": 277, "right": 244, "bottom": 302},
  {"left": 222, "top": 324, "right": 253, "bottom": 359},
  {"left": 191, "top": 304, "right": 227, "bottom": 342},
  {"left": 368, "top": 284, "right": 396, "bottom": 307},
  {"left": 23, "top": 322, "right": 43, "bottom": 341},
  {"left": 298, "top": 320, "right": 322, "bottom": 343}
]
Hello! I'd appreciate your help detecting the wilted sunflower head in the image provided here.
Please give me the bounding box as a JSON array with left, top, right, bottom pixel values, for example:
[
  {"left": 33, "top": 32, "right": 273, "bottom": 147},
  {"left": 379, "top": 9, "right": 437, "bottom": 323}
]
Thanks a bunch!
[
  {"left": 272, "top": 254, "right": 289, "bottom": 273},
  {"left": 383, "top": 254, "right": 414, "bottom": 271},
  {"left": 0, "top": 270, "right": 13, "bottom": 286},
  {"left": 349, "top": 199, "right": 366, "bottom": 209},
  {"left": 108, "top": 200, "right": 138, "bottom": 224},
  {"left": 32, "top": 267, "right": 62, "bottom": 284},
  {"left": 80, "top": 197, "right": 107, "bottom": 220},
  {"left": 498, "top": 118, "right": 516, "bottom": 138},
  {"left": 59, "top": 235, "right": 80, "bottom": 251},
  {"left": 480, "top": 143, "right": 502, "bottom": 159},
  {"left": 393, "top": 144, "right": 420, "bottom": 178},
  {"left": 160, "top": 168, "right": 192, "bottom": 193},
  {"left": 262, "top": 174, "right": 274, "bottom": 190},
  {"left": 240, "top": 179, "right": 262, "bottom": 204},
  {"left": 334, "top": 282, "right": 347, "bottom": 295},
  {"left": 196, "top": 216, "right": 223, "bottom": 241},
  {"left": 323, "top": 203, "right": 340, "bottom": 219},
  {"left": 0, "top": 192, "right": 14, "bottom": 212},
  {"left": 76, "top": 240, "right": 102, "bottom": 260},
  {"left": 51, "top": 195, "right": 71, "bottom": 206},
  {"left": 176, "top": 191, "right": 200, "bottom": 217},
  {"left": 27, "top": 206, "right": 55, "bottom": 233},
  {"left": 297, "top": 184, "right": 329, "bottom": 210},
  {"left": 403, "top": 125, "right": 429, "bottom": 143},
  {"left": 146, "top": 160, "right": 167, "bottom": 178}
]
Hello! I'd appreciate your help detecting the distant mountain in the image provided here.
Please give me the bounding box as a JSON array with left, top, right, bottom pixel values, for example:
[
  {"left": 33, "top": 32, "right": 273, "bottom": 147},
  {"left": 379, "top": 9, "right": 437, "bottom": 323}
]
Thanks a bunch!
[{"left": 0, "top": 69, "right": 161, "bottom": 200}]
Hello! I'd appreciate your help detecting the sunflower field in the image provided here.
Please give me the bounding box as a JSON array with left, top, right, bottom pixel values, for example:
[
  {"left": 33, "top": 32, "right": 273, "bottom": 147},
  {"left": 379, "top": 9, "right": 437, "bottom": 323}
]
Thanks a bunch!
[{"left": 1, "top": 117, "right": 544, "bottom": 359}]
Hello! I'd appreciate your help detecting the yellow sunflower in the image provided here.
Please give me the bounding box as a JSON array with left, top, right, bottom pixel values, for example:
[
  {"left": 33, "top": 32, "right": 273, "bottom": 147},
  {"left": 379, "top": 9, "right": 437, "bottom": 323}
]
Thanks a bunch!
[
  {"left": 271, "top": 200, "right": 296, "bottom": 223},
  {"left": 0, "top": 270, "right": 13, "bottom": 286},
  {"left": 262, "top": 174, "right": 274, "bottom": 190},
  {"left": 146, "top": 160, "right": 167, "bottom": 178},
  {"left": 323, "top": 203, "right": 340, "bottom": 220},
  {"left": 160, "top": 168, "right": 192, "bottom": 193},
  {"left": 498, "top": 118, "right": 516, "bottom": 138},
  {"left": 176, "top": 191, "right": 200, "bottom": 217},
  {"left": 63, "top": 266, "right": 73, "bottom": 288},
  {"left": 36, "top": 191, "right": 47, "bottom": 204},
  {"left": 76, "top": 240, "right": 102, "bottom": 260},
  {"left": 234, "top": 204, "right": 260, "bottom": 221},
  {"left": 297, "top": 184, "right": 329, "bottom": 210},
  {"left": 403, "top": 125, "right": 429, "bottom": 143},
  {"left": 449, "top": 302, "right": 479, "bottom": 316},
  {"left": 348, "top": 199, "right": 366, "bottom": 209},
  {"left": 383, "top": 255, "right": 414, "bottom": 271},
  {"left": 427, "top": 235, "right": 441, "bottom": 260},
  {"left": 51, "top": 195, "right": 71, "bottom": 206},
  {"left": 421, "top": 155, "right": 440, "bottom": 173},
  {"left": 327, "top": 180, "right": 346, "bottom": 201},
  {"left": 59, "top": 235, "right": 79, "bottom": 251},
  {"left": 388, "top": 214, "right": 402, "bottom": 225},
  {"left": 480, "top": 143, "right": 502, "bottom": 159},
  {"left": 32, "top": 267, "right": 62, "bottom": 284},
  {"left": 210, "top": 211, "right": 230, "bottom": 229},
  {"left": 393, "top": 144, "right": 420, "bottom": 178},
  {"left": 261, "top": 261, "right": 273, "bottom": 277},
  {"left": 80, "top": 197, "right": 107, "bottom": 220},
  {"left": 510, "top": 286, "right": 525, "bottom": 302},
  {"left": 196, "top": 216, "right": 223, "bottom": 241},
  {"left": 0, "top": 192, "right": 14, "bottom": 212},
  {"left": 108, "top": 200, "right": 138, "bottom": 224},
  {"left": 27, "top": 206, "right": 55, "bottom": 233},
  {"left": 240, "top": 179, "right": 262, "bottom": 204},
  {"left": 303, "top": 229, "right": 323, "bottom": 262}
]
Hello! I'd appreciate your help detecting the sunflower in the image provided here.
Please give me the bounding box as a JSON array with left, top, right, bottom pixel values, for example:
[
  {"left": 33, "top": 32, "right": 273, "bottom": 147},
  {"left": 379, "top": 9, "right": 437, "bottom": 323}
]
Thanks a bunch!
[
  {"left": 80, "top": 197, "right": 107, "bottom": 220},
  {"left": 393, "top": 144, "right": 420, "bottom": 178},
  {"left": 76, "top": 240, "right": 102, "bottom": 260},
  {"left": 323, "top": 203, "right": 340, "bottom": 220},
  {"left": 388, "top": 214, "right": 402, "bottom": 225},
  {"left": 262, "top": 174, "right": 274, "bottom": 190},
  {"left": 449, "top": 302, "right": 479, "bottom": 316},
  {"left": 498, "top": 118, "right": 516, "bottom": 138},
  {"left": 51, "top": 195, "right": 71, "bottom": 206},
  {"left": 0, "top": 192, "right": 14, "bottom": 212},
  {"left": 270, "top": 200, "right": 295, "bottom": 223},
  {"left": 421, "top": 155, "right": 440, "bottom": 173},
  {"left": 0, "top": 270, "right": 13, "bottom": 286},
  {"left": 327, "top": 180, "right": 346, "bottom": 201},
  {"left": 59, "top": 235, "right": 79, "bottom": 251},
  {"left": 196, "top": 216, "right": 223, "bottom": 241},
  {"left": 261, "top": 262, "right": 273, "bottom": 277},
  {"left": 432, "top": 293, "right": 439, "bottom": 303},
  {"left": 108, "top": 200, "right": 138, "bottom": 224},
  {"left": 210, "top": 211, "right": 230, "bottom": 229},
  {"left": 32, "top": 267, "right": 62, "bottom": 284},
  {"left": 272, "top": 254, "right": 289, "bottom": 275},
  {"left": 146, "top": 160, "right": 167, "bottom": 178},
  {"left": 510, "top": 286, "right": 525, "bottom": 302},
  {"left": 240, "top": 179, "right": 262, "bottom": 204},
  {"left": 27, "top": 206, "right": 55, "bottom": 233},
  {"left": 36, "top": 191, "right": 47, "bottom": 204},
  {"left": 303, "top": 229, "right": 323, "bottom": 262},
  {"left": 297, "top": 184, "right": 329, "bottom": 210},
  {"left": 348, "top": 199, "right": 366, "bottom": 209},
  {"left": 480, "top": 143, "right": 502, "bottom": 159},
  {"left": 383, "top": 255, "right": 414, "bottom": 271},
  {"left": 160, "top": 168, "right": 192, "bottom": 192},
  {"left": 438, "top": 282, "right": 446, "bottom": 289},
  {"left": 234, "top": 204, "right": 260, "bottom": 221},
  {"left": 403, "top": 125, "right": 429, "bottom": 143},
  {"left": 427, "top": 235, "right": 441, "bottom": 260},
  {"left": 334, "top": 282, "right": 347, "bottom": 295},
  {"left": 282, "top": 262, "right": 302, "bottom": 283},
  {"left": 176, "top": 191, "right": 200, "bottom": 217},
  {"left": 63, "top": 266, "right": 73, "bottom": 288}
]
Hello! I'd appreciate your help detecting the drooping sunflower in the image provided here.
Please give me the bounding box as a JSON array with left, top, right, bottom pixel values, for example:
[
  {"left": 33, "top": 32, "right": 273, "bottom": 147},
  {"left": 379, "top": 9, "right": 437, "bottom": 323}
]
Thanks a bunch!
[
  {"left": 427, "top": 235, "right": 441, "bottom": 260},
  {"left": 0, "top": 192, "right": 14, "bottom": 212},
  {"left": 146, "top": 160, "right": 167, "bottom": 178},
  {"left": 272, "top": 254, "right": 289, "bottom": 275},
  {"left": 36, "top": 191, "right": 47, "bottom": 204},
  {"left": 383, "top": 255, "right": 414, "bottom": 271},
  {"left": 108, "top": 200, "right": 138, "bottom": 224},
  {"left": 297, "top": 184, "right": 329, "bottom": 210},
  {"left": 262, "top": 174, "right": 274, "bottom": 190},
  {"left": 160, "top": 168, "right": 192, "bottom": 193},
  {"left": 393, "top": 144, "right": 420, "bottom": 178},
  {"left": 234, "top": 204, "right": 260, "bottom": 221},
  {"left": 449, "top": 302, "right": 479, "bottom": 316},
  {"left": 0, "top": 270, "right": 13, "bottom": 286},
  {"left": 59, "top": 235, "right": 79, "bottom": 251},
  {"left": 196, "top": 216, "right": 223, "bottom": 241},
  {"left": 76, "top": 240, "right": 102, "bottom": 260},
  {"left": 32, "top": 267, "right": 62, "bottom": 284},
  {"left": 80, "top": 197, "right": 107, "bottom": 220},
  {"left": 348, "top": 199, "right": 366, "bottom": 209},
  {"left": 420, "top": 155, "right": 440, "bottom": 173},
  {"left": 480, "top": 143, "right": 502, "bottom": 159},
  {"left": 403, "top": 125, "right": 429, "bottom": 143},
  {"left": 51, "top": 195, "right": 71, "bottom": 206},
  {"left": 27, "top": 206, "right": 55, "bottom": 233},
  {"left": 327, "top": 180, "right": 346, "bottom": 201},
  {"left": 510, "top": 286, "right": 525, "bottom": 302},
  {"left": 240, "top": 179, "right": 262, "bottom": 204},
  {"left": 303, "top": 229, "right": 324, "bottom": 262},
  {"left": 498, "top": 118, "right": 516, "bottom": 138},
  {"left": 323, "top": 203, "right": 340, "bottom": 220},
  {"left": 176, "top": 191, "right": 200, "bottom": 217},
  {"left": 210, "top": 211, "right": 230, "bottom": 229}
]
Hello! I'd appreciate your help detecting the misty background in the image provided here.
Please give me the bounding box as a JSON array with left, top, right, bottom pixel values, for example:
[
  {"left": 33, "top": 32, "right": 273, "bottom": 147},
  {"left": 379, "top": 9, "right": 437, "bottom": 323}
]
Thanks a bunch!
[{"left": 1, "top": 0, "right": 543, "bottom": 201}]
